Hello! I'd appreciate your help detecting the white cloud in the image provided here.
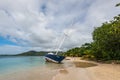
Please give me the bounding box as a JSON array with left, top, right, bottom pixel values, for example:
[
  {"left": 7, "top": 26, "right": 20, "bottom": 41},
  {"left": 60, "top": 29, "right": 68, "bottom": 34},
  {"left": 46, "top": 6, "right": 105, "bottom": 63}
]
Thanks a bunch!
[{"left": 0, "top": 0, "right": 120, "bottom": 54}]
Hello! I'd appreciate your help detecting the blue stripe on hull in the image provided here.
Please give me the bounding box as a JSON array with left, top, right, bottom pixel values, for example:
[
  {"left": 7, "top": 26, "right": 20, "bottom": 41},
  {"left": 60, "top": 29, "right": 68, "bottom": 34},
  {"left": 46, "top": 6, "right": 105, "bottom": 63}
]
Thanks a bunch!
[{"left": 45, "top": 54, "right": 65, "bottom": 63}]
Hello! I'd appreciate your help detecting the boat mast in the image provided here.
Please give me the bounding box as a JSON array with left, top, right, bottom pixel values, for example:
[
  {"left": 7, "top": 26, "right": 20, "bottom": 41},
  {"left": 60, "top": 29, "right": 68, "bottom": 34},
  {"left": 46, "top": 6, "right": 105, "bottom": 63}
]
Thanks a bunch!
[
  {"left": 55, "top": 34, "right": 66, "bottom": 55},
  {"left": 55, "top": 19, "right": 76, "bottom": 55}
]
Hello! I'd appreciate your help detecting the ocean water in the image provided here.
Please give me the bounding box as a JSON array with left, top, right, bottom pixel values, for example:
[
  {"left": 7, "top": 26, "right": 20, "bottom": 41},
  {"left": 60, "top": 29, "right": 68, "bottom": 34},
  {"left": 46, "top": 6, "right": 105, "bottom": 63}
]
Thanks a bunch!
[
  {"left": 0, "top": 56, "right": 71, "bottom": 80},
  {"left": 0, "top": 56, "right": 46, "bottom": 75},
  {"left": 0, "top": 56, "right": 98, "bottom": 80}
]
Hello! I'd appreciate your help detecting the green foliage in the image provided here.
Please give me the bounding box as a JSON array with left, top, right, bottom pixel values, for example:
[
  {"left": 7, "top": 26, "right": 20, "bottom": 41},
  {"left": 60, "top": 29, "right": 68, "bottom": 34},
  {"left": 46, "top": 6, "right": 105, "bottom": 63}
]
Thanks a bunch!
[
  {"left": 63, "top": 47, "right": 82, "bottom": 57},
  {"left": 63, "top": 43, "right": 93, "bottom": 57},
  {"left": 116, "top": 3, "right": 120, "bottom": 7},
  {"left": 64, "top": 14, "right": 120, "bottom": 61},
  {"left": 92, "top": 14, "right": 120, "bottom": 60}
]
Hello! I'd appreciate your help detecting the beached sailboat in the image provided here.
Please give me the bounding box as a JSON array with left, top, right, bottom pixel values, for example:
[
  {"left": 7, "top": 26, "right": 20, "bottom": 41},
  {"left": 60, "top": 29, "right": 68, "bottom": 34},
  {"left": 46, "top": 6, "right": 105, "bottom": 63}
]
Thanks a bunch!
[
  {"left": 45, "top": 19, "right": 76, "bottom": 63},
  {"left": 45, "top": 53, "right": 65, "bottom": 63},
  {"left": 45, "top": 34, "right": 66, "bottom": 63}
]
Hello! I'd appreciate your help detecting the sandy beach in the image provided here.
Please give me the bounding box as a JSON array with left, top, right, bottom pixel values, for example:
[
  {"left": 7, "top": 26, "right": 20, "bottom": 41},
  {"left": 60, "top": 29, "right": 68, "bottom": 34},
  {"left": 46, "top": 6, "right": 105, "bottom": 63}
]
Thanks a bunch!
[
  {"left": 53, "top": 57, "right": 120, "bottom": 80},
  {"left": 0, "top": 57, "right": 120, "bottom": 80}
]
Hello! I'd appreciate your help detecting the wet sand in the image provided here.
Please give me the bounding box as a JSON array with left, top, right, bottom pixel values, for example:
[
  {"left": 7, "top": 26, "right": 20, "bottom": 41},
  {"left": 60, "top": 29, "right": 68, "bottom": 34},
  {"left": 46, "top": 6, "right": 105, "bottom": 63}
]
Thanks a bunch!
[
  {"left": 0, "top": 57, "right": 120, "bottom": 80},
  {"left": 0, "top": 66, "right": 57, "bottom": 80}
]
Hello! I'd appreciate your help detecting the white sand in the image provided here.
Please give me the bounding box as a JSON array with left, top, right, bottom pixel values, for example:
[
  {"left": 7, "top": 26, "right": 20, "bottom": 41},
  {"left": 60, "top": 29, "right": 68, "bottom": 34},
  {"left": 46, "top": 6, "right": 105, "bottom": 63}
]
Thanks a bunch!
[{"left": 53, "top": 57, "right": 120, "bottom": 80}]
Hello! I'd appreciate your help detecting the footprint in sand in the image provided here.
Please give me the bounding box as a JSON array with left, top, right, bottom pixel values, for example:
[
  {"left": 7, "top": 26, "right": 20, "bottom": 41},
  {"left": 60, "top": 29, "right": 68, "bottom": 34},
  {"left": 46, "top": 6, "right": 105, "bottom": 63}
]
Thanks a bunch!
[{"left": 59, "top": 69, "right": 69, "bottom": 74}]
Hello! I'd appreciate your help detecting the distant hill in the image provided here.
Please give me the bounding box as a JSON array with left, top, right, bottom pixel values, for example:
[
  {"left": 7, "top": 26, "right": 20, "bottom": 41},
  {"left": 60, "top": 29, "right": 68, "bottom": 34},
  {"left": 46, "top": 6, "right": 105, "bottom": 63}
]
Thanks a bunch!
[
  {"left": 16, "top": 51, "right": 48, "bottom": 56},
  {"left": 0, "top": 50, "right": 64, "bottom": 56}
]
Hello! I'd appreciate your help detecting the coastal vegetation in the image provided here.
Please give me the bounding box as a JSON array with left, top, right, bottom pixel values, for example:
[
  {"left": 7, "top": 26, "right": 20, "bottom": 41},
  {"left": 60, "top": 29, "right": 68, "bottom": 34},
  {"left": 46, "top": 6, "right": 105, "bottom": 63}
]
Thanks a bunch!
[{"left": 64, "top": 14, "right": 120, "bottom": 61}]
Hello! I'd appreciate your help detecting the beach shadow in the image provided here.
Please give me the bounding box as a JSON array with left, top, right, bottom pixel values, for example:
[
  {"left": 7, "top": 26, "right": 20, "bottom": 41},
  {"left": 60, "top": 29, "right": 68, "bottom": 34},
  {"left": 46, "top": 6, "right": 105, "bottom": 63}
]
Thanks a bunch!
[{"left": 73, "top": 61, "right": 97, "bottom": 68}]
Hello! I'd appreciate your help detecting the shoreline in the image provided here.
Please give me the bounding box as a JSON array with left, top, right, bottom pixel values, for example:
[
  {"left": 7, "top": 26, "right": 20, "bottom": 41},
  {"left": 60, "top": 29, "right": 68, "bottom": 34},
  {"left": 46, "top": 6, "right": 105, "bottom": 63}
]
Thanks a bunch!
[{"left": 0, "top": 57, "right": 119, "bottom": 80}]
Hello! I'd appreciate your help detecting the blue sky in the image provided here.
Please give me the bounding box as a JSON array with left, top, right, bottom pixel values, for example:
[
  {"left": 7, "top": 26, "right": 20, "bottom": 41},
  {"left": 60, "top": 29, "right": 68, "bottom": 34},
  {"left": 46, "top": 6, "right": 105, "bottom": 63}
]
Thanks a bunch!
[
  {"left": 0, "top": 36, "right": 16, "bottom": 46},
  {"left": 0, "top": 0, "right": 120, "bottom": 54}
]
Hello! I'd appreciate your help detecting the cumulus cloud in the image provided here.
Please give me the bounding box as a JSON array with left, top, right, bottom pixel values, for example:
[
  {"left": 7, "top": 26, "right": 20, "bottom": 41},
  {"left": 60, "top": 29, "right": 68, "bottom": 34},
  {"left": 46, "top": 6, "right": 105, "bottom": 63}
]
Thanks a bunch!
[{"left": 0, "top": 0, "right": 120, "bottom": 54}]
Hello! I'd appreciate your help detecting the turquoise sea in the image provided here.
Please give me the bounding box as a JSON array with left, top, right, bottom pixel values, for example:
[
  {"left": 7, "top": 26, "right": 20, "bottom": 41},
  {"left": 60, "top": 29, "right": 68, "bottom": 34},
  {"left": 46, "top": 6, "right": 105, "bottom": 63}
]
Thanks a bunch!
[
  {"left": 0, "top": 56, "right": 46, "bottom": 75},
  {"left": 0, "top": 56, "right": 74, "bottom": 80},
  {"left": 0, "top": 56, "right": 97, "bottom": 80}
]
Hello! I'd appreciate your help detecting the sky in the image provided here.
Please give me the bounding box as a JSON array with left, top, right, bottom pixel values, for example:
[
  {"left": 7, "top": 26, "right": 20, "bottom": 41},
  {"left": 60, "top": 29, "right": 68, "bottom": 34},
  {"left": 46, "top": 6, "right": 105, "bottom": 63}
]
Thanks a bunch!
[{"left": 0, "top": 0, "right": 120, "bottom": 54}]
